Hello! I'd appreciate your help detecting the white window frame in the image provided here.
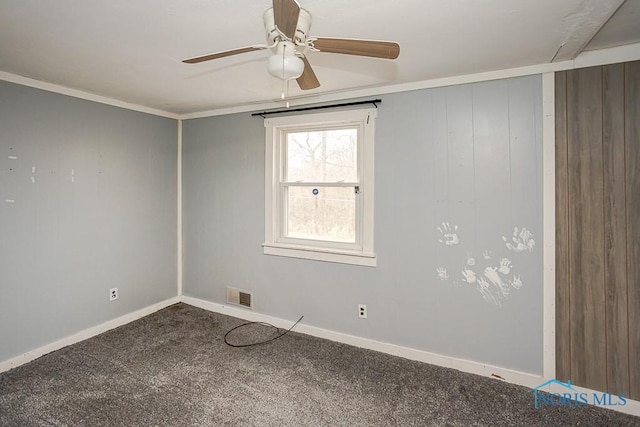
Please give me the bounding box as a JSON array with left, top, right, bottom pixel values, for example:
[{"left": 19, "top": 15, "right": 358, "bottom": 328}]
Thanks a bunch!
[{"left": 263, "top": 108, "right": 376, "bottom": 267}]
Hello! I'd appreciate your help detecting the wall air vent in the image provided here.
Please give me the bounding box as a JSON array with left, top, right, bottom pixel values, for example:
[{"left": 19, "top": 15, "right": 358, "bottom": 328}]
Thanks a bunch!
[{"left": 226, "top": 287, "right": 253, "bottom": 309}]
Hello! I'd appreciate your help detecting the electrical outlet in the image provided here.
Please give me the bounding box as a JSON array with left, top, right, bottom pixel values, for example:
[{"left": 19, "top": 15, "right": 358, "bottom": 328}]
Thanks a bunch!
[
  {"left": 358, "top": 304, "right": 367, "bottom": 319},
  {"left": 109, "top": 287, "right": 118, "bottom": 301}
]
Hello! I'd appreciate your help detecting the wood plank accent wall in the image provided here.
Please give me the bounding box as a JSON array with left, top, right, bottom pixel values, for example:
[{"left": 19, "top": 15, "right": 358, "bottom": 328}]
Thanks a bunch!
[{"left": 556, "top": 61, "right": 640, "bottom": 400}]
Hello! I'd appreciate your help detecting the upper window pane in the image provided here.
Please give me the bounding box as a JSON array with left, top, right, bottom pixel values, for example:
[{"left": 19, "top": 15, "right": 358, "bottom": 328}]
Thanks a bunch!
[{"left": 285, "top": 128, "right": 358, "bottom": 183}]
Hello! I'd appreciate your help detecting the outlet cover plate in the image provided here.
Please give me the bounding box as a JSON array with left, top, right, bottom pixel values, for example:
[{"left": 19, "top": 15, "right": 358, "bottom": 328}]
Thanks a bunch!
[{"left": 358, "top": 304, "right": 367, "bottom": 318}]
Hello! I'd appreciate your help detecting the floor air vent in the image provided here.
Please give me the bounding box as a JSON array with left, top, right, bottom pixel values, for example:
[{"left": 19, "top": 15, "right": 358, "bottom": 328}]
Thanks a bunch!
[{"left": 226, "top": 287, "right": 253, "bottom": 309}]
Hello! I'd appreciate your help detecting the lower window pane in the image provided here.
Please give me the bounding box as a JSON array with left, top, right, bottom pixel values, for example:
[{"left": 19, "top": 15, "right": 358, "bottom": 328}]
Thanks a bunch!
[{"left": 286, "top": 186, "right": 356, "bottom": 243}]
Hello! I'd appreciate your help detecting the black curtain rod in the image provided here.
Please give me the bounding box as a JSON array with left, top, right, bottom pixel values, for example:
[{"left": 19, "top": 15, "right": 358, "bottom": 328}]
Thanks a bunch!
[{"left": 252, "top": 99, "right": 381, "bottom": 117}]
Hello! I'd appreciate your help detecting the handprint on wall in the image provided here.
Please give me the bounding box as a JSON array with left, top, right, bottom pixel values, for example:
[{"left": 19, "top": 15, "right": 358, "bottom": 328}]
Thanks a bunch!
[
  {"left": 461, "top": 268, "right": 477, "bottom": 284},
  {"left": 437, "top": 222, "right": 459, "bottom": 246},
  {"left": 498, "top": 258, "right": 512, "bottom": 275},
  {"left": 435, "top": 221, "right": 534, "bottom": 308},
  {"left": 502, "top": 227, "right": 535, "bottom": 253},
  {"left": 466, "top": 252, "right": 476, "bottom": 266},
  {"left": 510, "top": 275, "right": 523, "bottom": 289}
]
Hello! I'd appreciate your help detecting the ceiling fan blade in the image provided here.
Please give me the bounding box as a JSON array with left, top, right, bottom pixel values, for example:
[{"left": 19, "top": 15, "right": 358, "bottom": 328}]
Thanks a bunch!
[
  {"left": 312, "top": 38, "right": 400, "bottom": 59},
  {"left": 296, "top": 56, "right": 320, "bottom": 90},
  {"left": 273, "top": 0, "right": 300, "bottom": 40},
  {"left": 182, "top": 46, "right": 267, "bottom": 64}
]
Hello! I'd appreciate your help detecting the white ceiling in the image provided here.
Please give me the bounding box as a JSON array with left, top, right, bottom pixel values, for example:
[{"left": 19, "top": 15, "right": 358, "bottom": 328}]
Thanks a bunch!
[{"left": 1, "top": 0, "right": 639, "bottom": 115}]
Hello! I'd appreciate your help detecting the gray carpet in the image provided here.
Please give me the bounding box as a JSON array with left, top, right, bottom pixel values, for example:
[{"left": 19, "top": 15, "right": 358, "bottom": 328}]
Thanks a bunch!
[{"left": 1, "top": 303, "right": 638, "bottom": 426}]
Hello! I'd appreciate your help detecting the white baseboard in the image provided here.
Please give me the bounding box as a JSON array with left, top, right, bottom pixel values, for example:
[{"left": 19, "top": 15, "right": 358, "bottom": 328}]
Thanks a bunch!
[
  {"left": 2, "top": 295, "right": 637, "bottom": 418},
  {"left": 181, "top": 295, "right": 640, "bottom": 418},
  {"left": 181, "top": 296, "right": 543, "bottom": 386},
  {"left": 0, "top": 296, "right": 181, "bottom": 373}
]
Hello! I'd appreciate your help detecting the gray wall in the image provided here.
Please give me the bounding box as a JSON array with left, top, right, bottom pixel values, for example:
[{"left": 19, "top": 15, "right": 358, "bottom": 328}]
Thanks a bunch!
[
  {"left": 183, "top": 75, "right": 543, "bottom": 374},
  {"left": 0, "top": 81, "right": 178, "bottom": 362}
]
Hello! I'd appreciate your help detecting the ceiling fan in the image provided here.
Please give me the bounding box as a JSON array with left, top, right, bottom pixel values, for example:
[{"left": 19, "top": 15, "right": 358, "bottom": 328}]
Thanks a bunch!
[{"left": 182, "top": 0, "right": 400, "bottom": 91}]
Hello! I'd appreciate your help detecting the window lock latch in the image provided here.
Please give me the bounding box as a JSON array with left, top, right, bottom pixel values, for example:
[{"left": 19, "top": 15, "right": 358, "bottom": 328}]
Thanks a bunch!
[{"left": 354, "top": 186, "right": 360, "bottom": 194}]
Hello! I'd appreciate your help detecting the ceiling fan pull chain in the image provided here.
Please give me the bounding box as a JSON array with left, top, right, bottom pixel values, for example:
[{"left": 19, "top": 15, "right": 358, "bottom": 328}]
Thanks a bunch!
[
  {"left": 286, "top": 80, "right": 290, "bottom": 108},
  {"left": 281, "top": 48, "right": 286, "bottom": 101},
  {"left": 280, "top": 48, "right": 291, "bottom": 107}
]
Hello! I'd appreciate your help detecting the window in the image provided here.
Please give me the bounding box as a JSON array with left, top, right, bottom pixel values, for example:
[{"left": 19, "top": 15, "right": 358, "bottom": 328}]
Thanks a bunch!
[{"left": 263, "top": 108, "right": 376, "bottom": 266}]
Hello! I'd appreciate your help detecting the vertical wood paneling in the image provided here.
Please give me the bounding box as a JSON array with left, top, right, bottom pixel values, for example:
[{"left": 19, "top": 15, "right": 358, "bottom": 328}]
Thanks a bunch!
[
  {"left": 556, "top": 60, "right": 640, "bottom": 399},
  {"left": 566, "top": 67, "right": 607, "bottom": 392},
  {"left": 555, "top": 71, "right": 571, "bottom": 383},
  {"left": 626, "top": 61, "right": 640, "bottom": 401},
  {"left": 602, "top": 63, "right": 629, "bottom": 396}
]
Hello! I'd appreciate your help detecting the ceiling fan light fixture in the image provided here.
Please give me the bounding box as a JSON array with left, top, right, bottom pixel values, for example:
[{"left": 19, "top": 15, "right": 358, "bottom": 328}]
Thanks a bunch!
[
  {"left": 268, "top": 54, "right": 304, "bottom": 80},
  {"left": 267, "top": 41, "right": 304, "bottom": 80}
]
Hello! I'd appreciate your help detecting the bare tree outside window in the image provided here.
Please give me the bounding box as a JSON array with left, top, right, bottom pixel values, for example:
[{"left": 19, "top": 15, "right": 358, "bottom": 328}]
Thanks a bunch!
[{"left": 284, "top": 128, "right": 358, "bottom": 243}]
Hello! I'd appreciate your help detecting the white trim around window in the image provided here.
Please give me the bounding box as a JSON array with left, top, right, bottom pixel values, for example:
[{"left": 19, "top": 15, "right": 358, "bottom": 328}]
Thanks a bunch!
[{"left": 263, "top": 108, "right": 376, "bottom": 267}]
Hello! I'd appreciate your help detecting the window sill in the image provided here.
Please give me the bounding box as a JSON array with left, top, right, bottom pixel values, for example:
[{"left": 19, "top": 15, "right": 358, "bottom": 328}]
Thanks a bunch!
[{"left": 262, "top": 243, "right": 377, "bottom": 267}]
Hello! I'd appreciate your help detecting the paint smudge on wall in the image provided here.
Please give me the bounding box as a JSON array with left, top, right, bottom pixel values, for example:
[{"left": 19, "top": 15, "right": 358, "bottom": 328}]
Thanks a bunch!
[
  {"left": 502, "top": 227, "right": 535, "bottom": 253},
  {"left": 437, "top": 222, "right": 459, "bottom": 246},
  {"left": 477, "top": 276, "right": 502, "bottom": 308},
  {"left": 483, "top": 266, "right": 511, "bottom": 298}
]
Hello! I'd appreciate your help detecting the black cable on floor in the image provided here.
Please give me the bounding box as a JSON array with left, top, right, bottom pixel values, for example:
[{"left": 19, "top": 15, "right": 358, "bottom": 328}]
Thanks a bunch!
[{"left": 223, "top": 315, "right": 304, "bottom": 348}]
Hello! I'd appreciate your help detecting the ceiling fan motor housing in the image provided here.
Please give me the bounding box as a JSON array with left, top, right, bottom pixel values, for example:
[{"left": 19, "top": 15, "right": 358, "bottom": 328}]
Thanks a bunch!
[{"left": 263, "top": 7, "right": 312, "bottom": 45}]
